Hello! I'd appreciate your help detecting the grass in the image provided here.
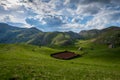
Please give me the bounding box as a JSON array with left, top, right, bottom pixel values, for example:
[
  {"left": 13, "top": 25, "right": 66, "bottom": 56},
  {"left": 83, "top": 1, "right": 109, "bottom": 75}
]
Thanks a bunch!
[{"left": 0, "top": 41, "right": 120, "bottom": 80}]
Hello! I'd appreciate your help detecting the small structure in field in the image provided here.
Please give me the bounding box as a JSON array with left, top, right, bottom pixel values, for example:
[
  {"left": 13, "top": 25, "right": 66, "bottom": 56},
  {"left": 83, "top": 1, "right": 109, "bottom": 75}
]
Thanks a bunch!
[
  {"left": 108, "top": 44, "right": 115, "bottom": 48},
  {"left": 78, "top": 47, "right": 83, "bottom": 51},
  {"left": 51, "top": 51, "right": 80, "bottom": 60}
]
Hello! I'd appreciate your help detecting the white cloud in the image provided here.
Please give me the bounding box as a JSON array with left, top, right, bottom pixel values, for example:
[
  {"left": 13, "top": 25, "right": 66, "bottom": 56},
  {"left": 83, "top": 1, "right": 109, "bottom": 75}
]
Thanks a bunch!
[
  {"left": 0, "top": 0, "right": 120, "bottom": 32},
  {"left": 85, "top": 10, "right": 120, "bottom": 29}
]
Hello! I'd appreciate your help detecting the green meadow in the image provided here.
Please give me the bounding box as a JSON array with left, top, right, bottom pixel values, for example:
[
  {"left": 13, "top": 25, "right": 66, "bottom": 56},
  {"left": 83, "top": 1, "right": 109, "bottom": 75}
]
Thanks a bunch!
[{"left": 0, "top": 40, "right": 120, "bottom": 80}]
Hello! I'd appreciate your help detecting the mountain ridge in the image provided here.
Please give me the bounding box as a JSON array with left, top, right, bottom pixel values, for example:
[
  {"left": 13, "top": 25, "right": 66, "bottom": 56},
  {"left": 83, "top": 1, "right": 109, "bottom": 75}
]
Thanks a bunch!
[
  {"left": 0, "top": 23, "right": 80, "bottom": 46},
  {"left": 0, "top": 23, "right": 120, "bottom": 46}
]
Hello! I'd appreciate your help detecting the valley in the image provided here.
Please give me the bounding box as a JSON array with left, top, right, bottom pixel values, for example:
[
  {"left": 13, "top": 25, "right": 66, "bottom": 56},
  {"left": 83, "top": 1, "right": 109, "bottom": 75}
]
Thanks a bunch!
[
  {"left": 0, "top": 23, "right": 120, "bottom": 80},
  {"left": 0, "top": 40, "right": 120, "bottom": 80}
]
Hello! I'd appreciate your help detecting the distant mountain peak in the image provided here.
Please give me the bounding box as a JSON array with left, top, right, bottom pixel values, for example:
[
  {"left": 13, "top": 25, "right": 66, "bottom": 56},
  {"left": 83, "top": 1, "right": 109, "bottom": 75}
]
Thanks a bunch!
[
  {"left": 30, "top": 27, "right": 38, "bottom": 30},
  {"left": 29, "top": 27, "right": 42, "bottom": 32},
  {"left": 0, "top": 22, "right": 80, "bottom": 46},
  {"left": 102, "top": 26, "right": 120, "bottom": 32},
  {"left": 79, "top": 26, "right": 120, "bottom": 39}
]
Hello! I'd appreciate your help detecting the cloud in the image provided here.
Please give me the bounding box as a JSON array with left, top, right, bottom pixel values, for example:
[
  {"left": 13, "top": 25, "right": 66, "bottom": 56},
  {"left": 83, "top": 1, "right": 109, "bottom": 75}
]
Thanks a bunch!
[
  {"left": 0, "top": 0, "right": 120, "bottom": 32},
  {"left": 41, "top": 0, "right": 51, "bottom": 3},
  {"left": 85, "top": 10, "right": 120, "bottom": 30},
  {"left": 26, "top": 18, "right": 40, "bottom": 26},
  {"left": 42, "top": 15, "right": 64, "bottom": 26}
]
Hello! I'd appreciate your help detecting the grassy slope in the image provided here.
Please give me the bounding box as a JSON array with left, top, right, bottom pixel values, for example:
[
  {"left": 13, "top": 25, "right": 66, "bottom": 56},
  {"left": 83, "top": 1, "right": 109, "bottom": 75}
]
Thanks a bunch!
[
  {"left": 0, "top": 43, "right": 120, "bottom": 80},
  {"left": 95, "top": 29, "right": 120, "bottom": 45}
]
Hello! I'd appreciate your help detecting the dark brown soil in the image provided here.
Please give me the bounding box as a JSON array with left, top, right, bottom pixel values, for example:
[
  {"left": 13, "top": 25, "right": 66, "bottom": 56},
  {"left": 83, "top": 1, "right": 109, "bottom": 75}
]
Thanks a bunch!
[{"left": 51, "top": 51, "right": 80, "bottom": 60}]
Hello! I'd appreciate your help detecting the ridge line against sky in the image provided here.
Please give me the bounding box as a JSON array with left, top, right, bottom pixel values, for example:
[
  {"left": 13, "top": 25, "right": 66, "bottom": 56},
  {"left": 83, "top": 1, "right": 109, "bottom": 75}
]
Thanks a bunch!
[{"left": 0, "top": 0, "right": 120, "bottom": 32}]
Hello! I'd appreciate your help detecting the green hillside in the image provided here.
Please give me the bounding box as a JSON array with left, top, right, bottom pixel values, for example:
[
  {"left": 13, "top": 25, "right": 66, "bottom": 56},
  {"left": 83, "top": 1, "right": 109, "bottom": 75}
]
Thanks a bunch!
[
  {"left": 0, "top": 23, "right": 120, "bottom": 80},
  {"left": 95, "top": 27, "right": 120, "bottom": 45},
  {"left": 0, "top": 43, "right": 120, "bottom": 80},
  {"left": 0, "top": 23, "right": 80, "bottom": 46},
  {"left": 79, "top": 26, "right": 120, "bottom": 47},
  {"left": 79, "top": 29, "right": 100, "bottom": 39},
  {"left": 79, "top": 26, "right": 120, "bottom": 40},
  {"left": 0, "top": 23, "right": 120, "bottom": 47}
]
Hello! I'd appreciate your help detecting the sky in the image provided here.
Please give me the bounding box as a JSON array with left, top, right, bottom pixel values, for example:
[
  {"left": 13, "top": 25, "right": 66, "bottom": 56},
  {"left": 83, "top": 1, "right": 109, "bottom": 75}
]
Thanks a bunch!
[{"left": 0, "top": 0, "right": 120, "bottom": 32}]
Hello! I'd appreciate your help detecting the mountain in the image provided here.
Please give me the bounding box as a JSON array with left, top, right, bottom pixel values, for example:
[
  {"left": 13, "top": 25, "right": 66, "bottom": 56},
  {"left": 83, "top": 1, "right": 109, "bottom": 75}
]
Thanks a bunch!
[
  {"left": 94, "top": 26, "right": 120, "bottom": 45},
  {"left": 0, "top": 23, "right": 80, "bottom": 46},
  {"left": 0, "top": 23, "right": 120, "bottom": 46},
  {"left": 79, "top": 26, "right": 120, "bottom": 46},
  {"left": 24, "top": 31, "right": 81, "bottom": 46},
  {"left": 79, "top": 29, "right": 101, "bottom": 39},
  {"left": 0, "top": 23, "right": 40, "bottom": 44}
]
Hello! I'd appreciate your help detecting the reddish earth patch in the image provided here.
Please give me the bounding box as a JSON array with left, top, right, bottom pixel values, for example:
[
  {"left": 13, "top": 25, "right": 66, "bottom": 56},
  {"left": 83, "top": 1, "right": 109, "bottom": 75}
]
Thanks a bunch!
[{"left": 51, "top": 51, "right": 80, "bottom": 60}]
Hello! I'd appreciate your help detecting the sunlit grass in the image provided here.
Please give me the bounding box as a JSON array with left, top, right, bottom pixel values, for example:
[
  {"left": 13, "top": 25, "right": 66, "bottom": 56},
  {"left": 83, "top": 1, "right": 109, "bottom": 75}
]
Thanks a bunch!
[{"left": 0, "top": 43, "right": 120, "bottom": 80}]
